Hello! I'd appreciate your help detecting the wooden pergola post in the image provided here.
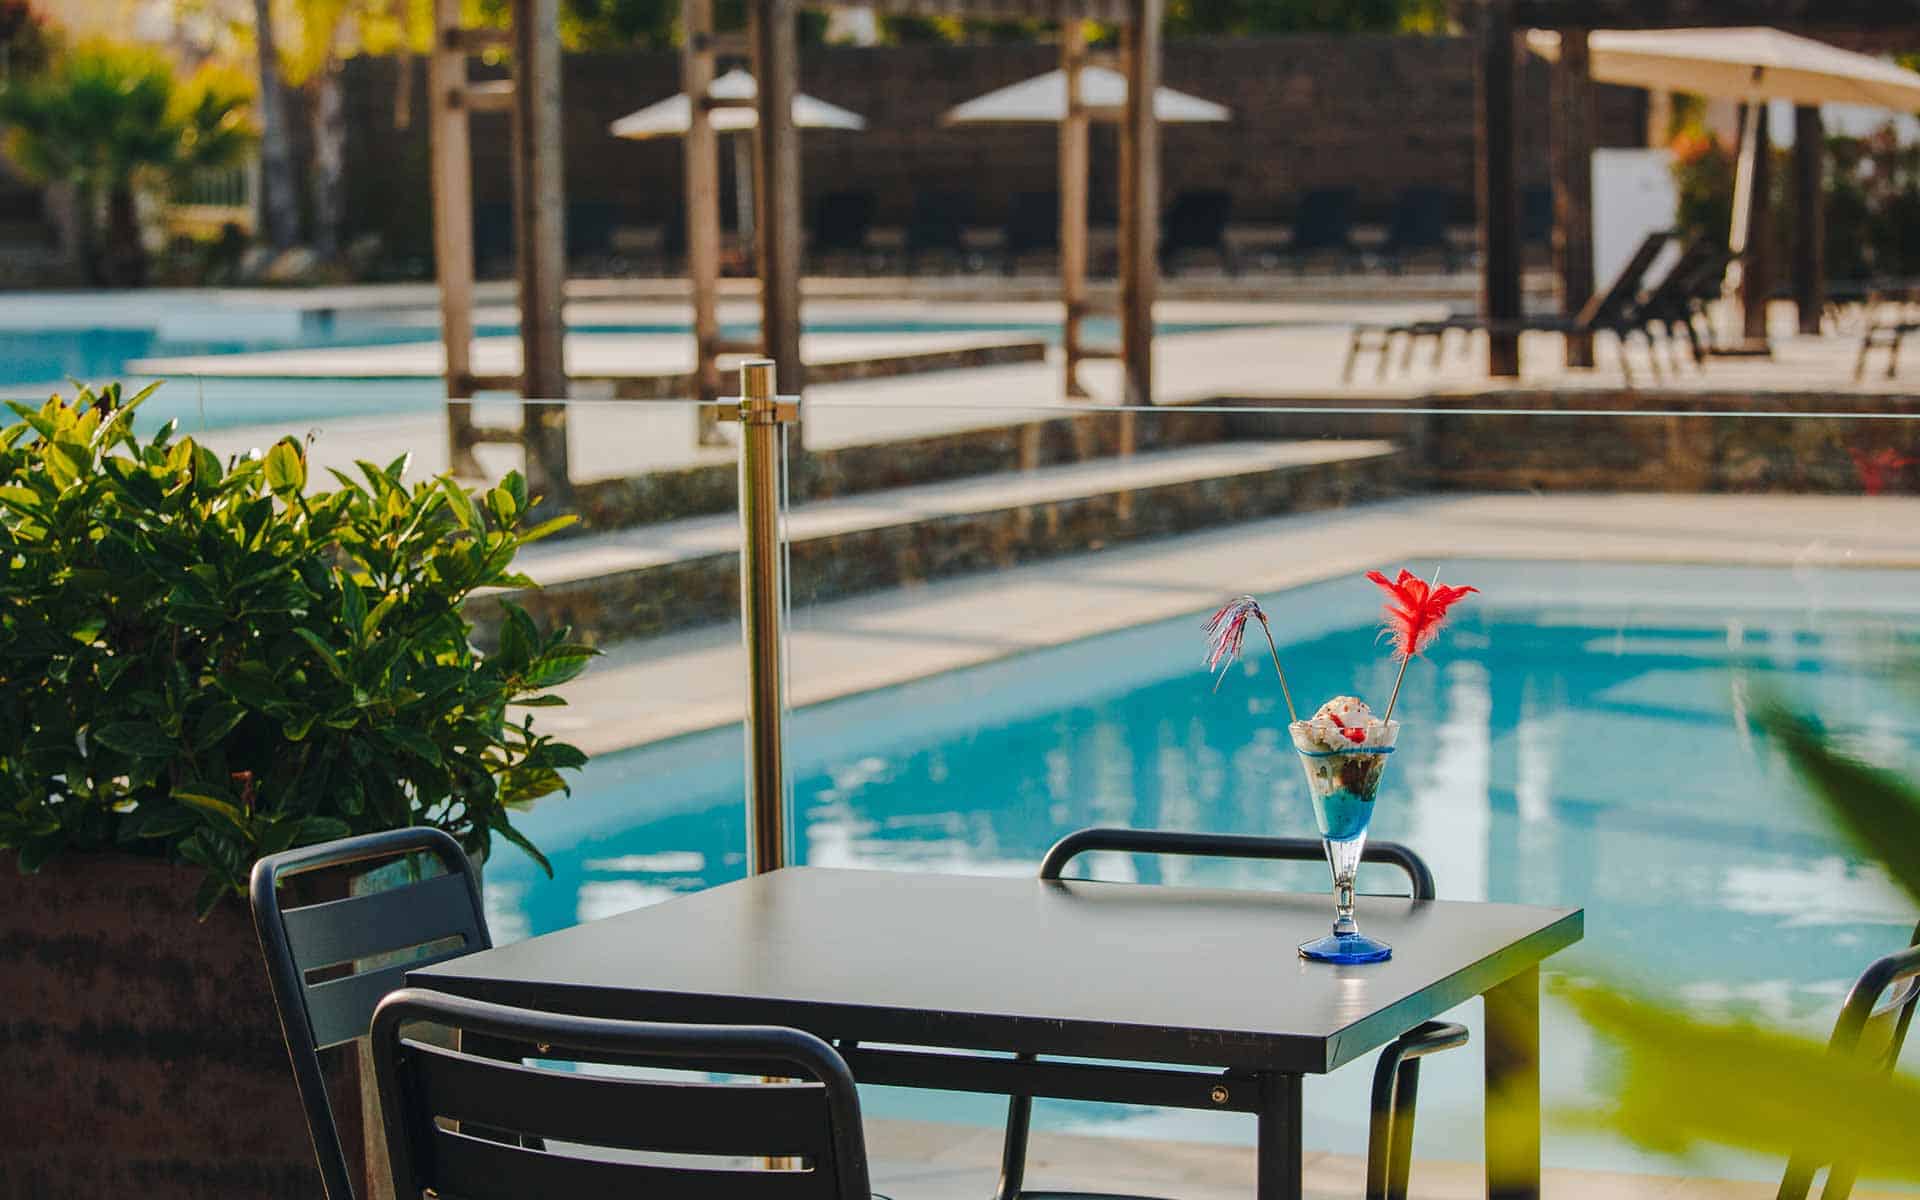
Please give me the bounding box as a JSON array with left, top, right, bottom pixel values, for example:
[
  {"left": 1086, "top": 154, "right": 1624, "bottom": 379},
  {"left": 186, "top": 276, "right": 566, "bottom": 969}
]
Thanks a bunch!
[
  {"left": 1793, "top": 103, "right": 1825, "bottom": 336},
  {"left": 1549, "top": 28, "right": 1596, "bottom": 368},
  {"left": 751, "top": 0, "right": 805, "bottom": 403},
  {"left": 511, "top": 0, "right": 573, "bottom": 506},
  {"left": 1117, "top": 0, "right": 1162, "bottom": 407},
  {"left": 681, "top": 0, "right": 725, "bottom": 439},
  {"left": 429, "top": 0, "right": 480, "bottom": 477},
  {"left": 1476, "top": 0, "right": 1523, "bottom": 378},
  {"left": 1060, "top": 20, "right": 1091, "bottom": 398},
  {"left": 1740, "top": 100, "right": 1774, "bottom": 347}
]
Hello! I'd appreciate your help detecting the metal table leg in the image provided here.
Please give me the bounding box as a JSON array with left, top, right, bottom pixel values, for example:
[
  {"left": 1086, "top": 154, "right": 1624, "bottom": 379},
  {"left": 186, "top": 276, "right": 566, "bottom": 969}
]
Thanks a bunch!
[
  {"left": 1484, "top": 964, "right": 1541, "bottom": 1200},
  {"left": 1255, "top": 1072, "right": 1303, "bottom": 1200}
]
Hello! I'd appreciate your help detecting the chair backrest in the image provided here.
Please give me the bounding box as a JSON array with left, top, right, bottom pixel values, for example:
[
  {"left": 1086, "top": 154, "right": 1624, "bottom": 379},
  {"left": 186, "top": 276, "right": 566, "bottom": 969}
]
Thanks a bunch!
[
  {"left": 1005, "top": 191, "right": 1060, "bottom": 253},
  {"left": 371, "top": 988, "right": 873, "bottom": 1200},
  {"left": 1292, "top": 188, "right": 1357, "bottom": 253},
  {"left": 1164, "top": 189, "right": 1233, "bottom": 252},
  {"left": 1574, "top": 228, "right": 1675, "bottom": 330},
  {"left": 812, "top": 191, "right": 876, "bottom": 251},
  {"left": 1384, "top": 187, "right": 1453, "bottom": 254},
  {"left": 1778, "top": 920, "right": 1920, "bottom": 1200},
  {"left": 1038, "top": 826, "right": 1436, "bottom": 900},
  {"left": 908, "top": 189, "right": 974, "bottom": 253},
  {"left": 250, "top": 828, "right": 492, "bottom": 1200}
]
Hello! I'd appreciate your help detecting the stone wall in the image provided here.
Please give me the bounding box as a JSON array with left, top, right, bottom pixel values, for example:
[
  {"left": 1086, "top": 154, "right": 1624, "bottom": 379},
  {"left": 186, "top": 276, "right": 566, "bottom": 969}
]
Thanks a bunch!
[{"left": 339, "top": 34, "right": 1646, "bottom": 267}]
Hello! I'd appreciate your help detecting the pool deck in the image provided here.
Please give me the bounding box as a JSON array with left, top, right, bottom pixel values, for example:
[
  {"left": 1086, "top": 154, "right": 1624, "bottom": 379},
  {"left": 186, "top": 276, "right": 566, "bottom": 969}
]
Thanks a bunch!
[
  {"left": 862, "top": 1119, "right": 1909, "bottom": 1199},
  {"left": 536, "top": 492, "right": 1920, "bottom": 756}
]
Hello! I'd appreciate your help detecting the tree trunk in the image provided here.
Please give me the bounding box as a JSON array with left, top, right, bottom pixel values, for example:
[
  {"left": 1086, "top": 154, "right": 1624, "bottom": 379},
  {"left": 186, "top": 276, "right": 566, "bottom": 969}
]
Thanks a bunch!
[
  {"left": 251, "top": 0, "right": 301, "bottom": 252},
  {"left": 103, "top": 182, "right": 146, "bottom": 288},
  {"left": 311, "top": 61, "right": 345, "bottom": 263},
  {"left": 52, "top": 181, "right": 101, "bottom": 285}
]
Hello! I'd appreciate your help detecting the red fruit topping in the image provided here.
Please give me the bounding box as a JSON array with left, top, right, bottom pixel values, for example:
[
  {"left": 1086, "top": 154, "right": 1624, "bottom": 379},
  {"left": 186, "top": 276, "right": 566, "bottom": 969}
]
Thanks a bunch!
[{"left": 1342, "top": 727, "right": 1367, "bottom": 743}]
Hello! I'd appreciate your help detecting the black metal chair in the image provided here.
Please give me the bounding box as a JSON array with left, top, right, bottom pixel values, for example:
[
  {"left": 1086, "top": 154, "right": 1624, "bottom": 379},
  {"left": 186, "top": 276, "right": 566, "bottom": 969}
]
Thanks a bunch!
[
  {"left": 1161, "top": 189, "right": 1237, "bottom": 277},
  {"left": 1288, "top": 188, "right": 1359, "bottom": 274},
  {"left": 1003, "top": 190, "right": 1060, "bottom": 275},
  {"left": 250, "top": 828, "right": 493, "bottom": 1200},
  {"left": 1378, "top": 187, "right": 1459, "bottom": 275},
  {"left": 994, "top": 827, "right": 1469, "bottom": 1200},
  {"left": 1777, "top": 920, "right": 1920, "bottom": 1200},
  {"left": 906, "top": 189, "right": 975, "bottom": 275},
  {"left": 370, "top": 988, "right": 874, "bottom": 1200}
]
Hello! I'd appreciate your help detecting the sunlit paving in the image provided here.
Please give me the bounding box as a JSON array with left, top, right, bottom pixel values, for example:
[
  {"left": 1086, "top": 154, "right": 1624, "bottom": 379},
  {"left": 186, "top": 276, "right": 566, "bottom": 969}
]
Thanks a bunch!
[{"left": 3, "top": 1, "right": 1918, "bottom": 1199}]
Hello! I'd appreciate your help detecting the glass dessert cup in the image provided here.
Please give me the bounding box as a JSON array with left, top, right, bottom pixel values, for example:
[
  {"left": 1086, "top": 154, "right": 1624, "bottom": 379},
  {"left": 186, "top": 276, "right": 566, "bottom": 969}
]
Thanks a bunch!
[{"left": 1290, "top": 718, "right": 1399, "bottom": 964}]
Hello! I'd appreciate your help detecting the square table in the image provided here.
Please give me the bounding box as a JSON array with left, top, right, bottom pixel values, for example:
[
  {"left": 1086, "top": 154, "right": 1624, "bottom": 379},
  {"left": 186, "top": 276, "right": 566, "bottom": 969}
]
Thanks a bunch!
[{"left": 411, "top": 866, "right": 1583, "bottom": 1200}]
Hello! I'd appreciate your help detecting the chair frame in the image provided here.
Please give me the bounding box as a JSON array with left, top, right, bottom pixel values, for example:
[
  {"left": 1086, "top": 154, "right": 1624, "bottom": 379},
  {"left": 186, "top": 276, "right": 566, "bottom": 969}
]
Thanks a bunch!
[
  {"left": 1777, "top": 920, "right": 1920, "bottom": 1200},
  {"left": 250, "top": 827, "right": 492, "bottom": 1200},
  {"left": 994, "top": 827, "right": 1467, "bottom": 1200},
  {"left": 1344, "top": 229, "right": 1678, "bottom": 384},
  {"left": 370, "top": 988, "right": 873, "bottom": 1200}
]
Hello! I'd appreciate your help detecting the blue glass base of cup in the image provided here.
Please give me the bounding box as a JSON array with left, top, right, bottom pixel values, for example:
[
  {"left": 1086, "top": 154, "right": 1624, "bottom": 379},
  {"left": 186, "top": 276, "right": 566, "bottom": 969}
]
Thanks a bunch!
[{"left": 1298, "top": 930, "right": 1393, "bottom": 964}]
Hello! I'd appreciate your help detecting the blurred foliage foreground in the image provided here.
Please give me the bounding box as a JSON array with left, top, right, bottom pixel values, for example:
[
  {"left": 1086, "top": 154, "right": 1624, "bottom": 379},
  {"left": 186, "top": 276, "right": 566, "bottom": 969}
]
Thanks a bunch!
[{"left": 1559, "top": 690, "right": 1920, "bottom": 1187}]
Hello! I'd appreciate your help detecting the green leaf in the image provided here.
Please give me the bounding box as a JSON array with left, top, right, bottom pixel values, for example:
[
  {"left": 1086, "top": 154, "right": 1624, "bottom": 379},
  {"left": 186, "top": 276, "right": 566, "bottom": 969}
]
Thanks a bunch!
[
  {"left": 522, "top": 645, "right": 597, "bottom": 689},
  {"left": 517, "top": 514, "right": 577, "bottom": 544},
  {"left": 489, "top": 813, "right": 552, "bottom": 877},
  {"left": 1565, "top": 981, "right": 1920, "bottom": 1180},
  {"left": 297, "top": 817, "right": 351, "bottom": 843},
  {"left": 92, "top": 721, "right": 178, "bottom": 758},
  {"left": 174, "top": 789, "right": 248, "bottom": 834},
  {"left": 439, "top": 477, "right": 479, "bottom": 531},
  {"left": 1758, "top": 701, "right": 1920, "bottom": 906},
  {"left": 291, "top": 627, "right": 349, "bottom": 683},
  {"left": 263, "top": 439, "right": 306, "bottom": 497}
]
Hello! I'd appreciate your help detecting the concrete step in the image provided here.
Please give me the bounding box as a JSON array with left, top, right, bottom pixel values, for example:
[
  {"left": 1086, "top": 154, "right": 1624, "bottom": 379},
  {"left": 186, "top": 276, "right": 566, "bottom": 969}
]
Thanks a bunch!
[{"left": 473, "top": 438, "right": 1406, "bottom": 645}]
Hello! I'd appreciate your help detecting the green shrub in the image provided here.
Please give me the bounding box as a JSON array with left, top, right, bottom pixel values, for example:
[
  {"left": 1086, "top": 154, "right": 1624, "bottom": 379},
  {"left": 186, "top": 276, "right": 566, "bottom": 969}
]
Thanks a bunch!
[{"left": 0, "top": 384, "right": 593, "bottom": 914}]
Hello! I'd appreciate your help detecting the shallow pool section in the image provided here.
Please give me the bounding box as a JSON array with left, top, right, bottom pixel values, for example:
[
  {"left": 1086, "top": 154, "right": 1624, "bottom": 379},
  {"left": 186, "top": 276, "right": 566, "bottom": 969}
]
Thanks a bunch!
[{"left": 487, "top": 560, "right": 1920, "bottom": 1178}]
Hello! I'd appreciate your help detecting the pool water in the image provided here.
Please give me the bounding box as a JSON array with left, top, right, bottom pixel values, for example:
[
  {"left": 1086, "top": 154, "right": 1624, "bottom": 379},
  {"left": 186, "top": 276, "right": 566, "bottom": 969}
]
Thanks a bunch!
[{"left": 495, "top": 560, "right": 1920, "bottom": 1178}]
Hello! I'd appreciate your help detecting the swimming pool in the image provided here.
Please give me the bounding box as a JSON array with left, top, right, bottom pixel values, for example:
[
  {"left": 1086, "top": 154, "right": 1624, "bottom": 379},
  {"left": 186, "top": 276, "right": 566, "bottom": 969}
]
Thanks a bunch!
[{"left": 491, "top": 559, "right": 1920, "bottom": 1177}]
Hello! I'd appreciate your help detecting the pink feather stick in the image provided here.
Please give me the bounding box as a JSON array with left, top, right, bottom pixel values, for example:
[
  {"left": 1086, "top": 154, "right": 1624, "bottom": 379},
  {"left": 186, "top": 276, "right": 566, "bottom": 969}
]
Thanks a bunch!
[{"left": 1366, "top": 569, "right": 1478, "bottom": 721}]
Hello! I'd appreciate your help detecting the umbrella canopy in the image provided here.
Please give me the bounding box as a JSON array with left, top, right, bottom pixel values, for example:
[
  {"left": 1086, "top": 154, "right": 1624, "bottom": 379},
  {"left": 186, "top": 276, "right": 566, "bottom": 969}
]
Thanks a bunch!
[
  {"left": 609, "top": 68, "right": 867, "bottom": 140},
  {"left": 942, "top": 66, "right": 1230, "bottom": 125},
  {"left": 1526, "top": 27, "right": 1920, "bottom": 110}
]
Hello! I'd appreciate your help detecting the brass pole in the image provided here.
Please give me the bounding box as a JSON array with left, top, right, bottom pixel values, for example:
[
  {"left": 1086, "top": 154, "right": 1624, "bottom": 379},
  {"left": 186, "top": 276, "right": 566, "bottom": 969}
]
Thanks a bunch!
[{"left": 735, "top": 359, "right": 792, "bottom": 875}]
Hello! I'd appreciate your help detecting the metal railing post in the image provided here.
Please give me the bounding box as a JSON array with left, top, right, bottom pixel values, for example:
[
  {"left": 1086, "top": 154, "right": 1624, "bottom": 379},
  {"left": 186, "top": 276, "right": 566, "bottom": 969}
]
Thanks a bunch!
[{"left": 725, "top": 359, "right": 796, "bottom": 875}]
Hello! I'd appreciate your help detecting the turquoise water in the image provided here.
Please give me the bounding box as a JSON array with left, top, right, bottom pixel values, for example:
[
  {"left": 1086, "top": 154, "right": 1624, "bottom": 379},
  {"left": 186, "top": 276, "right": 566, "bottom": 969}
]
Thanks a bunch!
[{"left": 484, "top": 560, "right": 1920, "bottom": 1178}]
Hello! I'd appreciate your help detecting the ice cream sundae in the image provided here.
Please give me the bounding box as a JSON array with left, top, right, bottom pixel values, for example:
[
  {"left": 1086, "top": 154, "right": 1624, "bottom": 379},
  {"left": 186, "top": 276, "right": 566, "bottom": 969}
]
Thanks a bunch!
[{"left": 1205, "top": 569, "right": 1479, "bottom": 964}]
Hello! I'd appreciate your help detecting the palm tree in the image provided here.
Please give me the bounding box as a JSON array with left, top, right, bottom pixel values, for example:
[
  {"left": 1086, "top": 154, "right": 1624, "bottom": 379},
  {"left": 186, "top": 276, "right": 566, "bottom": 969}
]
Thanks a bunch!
[{"left": 0, "top": 43, "right": 257, "bottom": 286}]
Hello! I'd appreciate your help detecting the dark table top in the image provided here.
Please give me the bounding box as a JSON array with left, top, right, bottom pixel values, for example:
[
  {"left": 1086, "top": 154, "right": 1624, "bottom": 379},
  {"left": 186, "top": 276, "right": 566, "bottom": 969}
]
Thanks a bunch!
[{"left": 412, "top": 866, "right": 1582, "bottom": 1074}]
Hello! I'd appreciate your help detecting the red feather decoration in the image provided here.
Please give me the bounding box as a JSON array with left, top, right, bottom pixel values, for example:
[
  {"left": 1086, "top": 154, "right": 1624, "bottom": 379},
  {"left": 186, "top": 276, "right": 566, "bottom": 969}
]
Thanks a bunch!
[{"left": 1366, "top": 569, "right": 1478, "bottom": 661}]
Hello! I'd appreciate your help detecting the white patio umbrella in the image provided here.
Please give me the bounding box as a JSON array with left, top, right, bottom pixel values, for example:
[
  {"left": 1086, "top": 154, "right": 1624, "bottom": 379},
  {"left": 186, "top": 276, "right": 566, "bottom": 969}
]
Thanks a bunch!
[
  {"left": 609, "top": 69, "right": 866, "bottom": 242},
  {"left": 941, "top": 66, "right": 1231, "bottom": 126},
  {"left": 1531, "top": 28, "right": 1920, "bottom": 348},
  {"left": 1528, "top": 29, "right": 1920, "bottom": 253}
]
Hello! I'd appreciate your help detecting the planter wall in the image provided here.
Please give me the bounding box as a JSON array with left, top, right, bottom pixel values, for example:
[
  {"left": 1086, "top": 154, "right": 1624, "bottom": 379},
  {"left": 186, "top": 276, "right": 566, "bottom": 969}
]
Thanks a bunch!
[{"left": 0, "top": 852, "right": 360, "bottom": 1199}]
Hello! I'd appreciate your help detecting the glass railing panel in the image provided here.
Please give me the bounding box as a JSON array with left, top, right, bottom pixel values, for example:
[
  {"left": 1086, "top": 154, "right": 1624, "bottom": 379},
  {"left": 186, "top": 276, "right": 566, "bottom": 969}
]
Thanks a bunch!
[{"left": 770, "top": 387, "right": 1920, "bottom": 1177}]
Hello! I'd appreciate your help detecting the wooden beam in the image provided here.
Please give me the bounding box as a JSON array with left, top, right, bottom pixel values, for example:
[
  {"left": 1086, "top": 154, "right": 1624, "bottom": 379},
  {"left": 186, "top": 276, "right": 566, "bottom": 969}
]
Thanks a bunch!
[
  {"left": 1506, "top": 0, "right": 1920, "bottom": 31},
  {"left": 835, "top": 0, "right": 1136, "bottom": 24},
  {"left": 682, "top": 0, "right": 724, "bottom": 435},
  {"left": 1793, "top": 104, "right": 1825, "bottom": 337},
  {"left": 510, "top": 0, "right": 572, "bottom": 505},
  {"left": 1741, "top": 101, "right": 1774, "bottom": 346},
  {"left": 429, "top": 0, "right": 480, "bottom": 478},
  {"left": 1118, "top": 0, "right": 1161, "bottom": 408},
  {"left": 451, "top": 80, "right": 515, "bottom": 112},
  {"left": 751, "top": 0, "right": 805, "bottom": 420},
  {"left": 1475, "top": 0, "right": 1522, "bottom": 378},
  {"left": 1549, "top": 28, "right": 1595, "bottom": 368},
  {"left": 1060, "top": 21, "right": 1090, "bottom": 398}
]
